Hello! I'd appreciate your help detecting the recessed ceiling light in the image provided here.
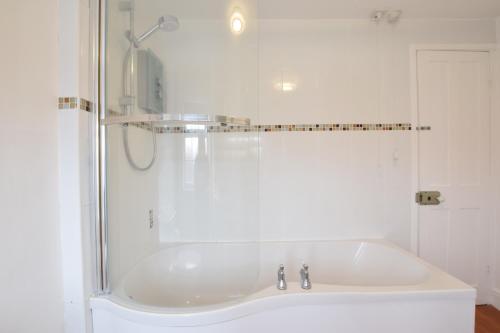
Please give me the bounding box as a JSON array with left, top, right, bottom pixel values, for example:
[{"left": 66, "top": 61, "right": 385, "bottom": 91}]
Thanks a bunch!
[{"left": 230, "top": 8, "right": 245, "bottom": 34}]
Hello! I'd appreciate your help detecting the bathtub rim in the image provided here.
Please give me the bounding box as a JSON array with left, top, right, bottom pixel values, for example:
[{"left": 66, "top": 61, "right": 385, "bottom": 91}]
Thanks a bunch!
[
  {"left": 116, "top": 239, "right": 431, "bottom": 293},
  {"left": 90, "top": 239, "right": 476, "bottom": 327}
]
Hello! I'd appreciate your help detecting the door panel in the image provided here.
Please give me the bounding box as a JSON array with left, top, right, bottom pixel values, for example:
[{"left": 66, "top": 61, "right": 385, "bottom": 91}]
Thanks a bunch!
[
  {"left": 416, "top": 50, "right": 491, "bottom": 304},
  {"left": 418, "top": 209, "right": 449, "bottom": 270},
  {"left": 418, "top": 59, "right": 451, "bottom": 187},
  {"left": 447, "top": 209, "right": 479, "bottom": 285}
]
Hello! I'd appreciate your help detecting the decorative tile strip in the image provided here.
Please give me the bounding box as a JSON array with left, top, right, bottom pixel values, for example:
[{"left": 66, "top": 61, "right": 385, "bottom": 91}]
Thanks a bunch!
[
  {"left": 157, "top": 123, "right": 412, "bottom": 134},
  {"left": 58, "top": 97, "right": 78, "bottom": 109},
  {"left": 58, "top": 97, "right": 93, "bottom": 112},
  {"left": 132, "top": 122, "right": 155, "bottom": 131},
  {"left": 107, "top": 109, "right": 155, "bottom": 131},
  {"left": 102, "top": 108, "right": 412, "bottom": 133},
  {"left": 79, "top": 98, "right": 93, "bottom": 112}
]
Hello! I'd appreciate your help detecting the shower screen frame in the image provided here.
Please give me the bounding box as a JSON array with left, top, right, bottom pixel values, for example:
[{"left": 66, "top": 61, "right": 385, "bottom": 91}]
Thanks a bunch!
[{"left": 90, "top": 0, "right": 110, "bottom": 295}]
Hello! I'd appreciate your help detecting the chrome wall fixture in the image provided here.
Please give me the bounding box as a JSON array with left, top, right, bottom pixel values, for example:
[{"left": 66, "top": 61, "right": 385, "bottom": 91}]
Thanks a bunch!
[{"left": 93, "top": 0, "right": 110, "bottom": 295}]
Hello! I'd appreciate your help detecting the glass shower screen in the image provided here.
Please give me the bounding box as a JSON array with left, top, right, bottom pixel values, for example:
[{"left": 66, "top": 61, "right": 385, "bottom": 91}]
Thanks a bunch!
[{"left": 101, "top": 0, "right": 260, "bottom": 298}]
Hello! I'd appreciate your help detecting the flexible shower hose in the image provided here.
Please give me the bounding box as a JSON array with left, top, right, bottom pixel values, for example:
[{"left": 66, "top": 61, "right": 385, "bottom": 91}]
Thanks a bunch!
[{"left": 122, "top": 124, "right": 157, "bottom": 171}]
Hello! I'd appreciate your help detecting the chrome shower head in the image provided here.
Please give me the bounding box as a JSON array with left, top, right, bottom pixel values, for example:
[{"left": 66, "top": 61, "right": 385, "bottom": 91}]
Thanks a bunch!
[
  {"left": 157, "top": 15, "right": 180, "bottom": 32},
  {"left": 133, "top": 15, "right": 180, "bottom": 46}
]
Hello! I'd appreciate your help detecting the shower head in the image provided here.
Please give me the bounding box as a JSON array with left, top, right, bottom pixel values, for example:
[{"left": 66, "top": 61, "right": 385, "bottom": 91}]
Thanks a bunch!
[
  {"left": 133, "top": 15, "right": 180, "bottom": 46},
  {"left": 157, "top": 15, "right": 180, "bottom": 32}
]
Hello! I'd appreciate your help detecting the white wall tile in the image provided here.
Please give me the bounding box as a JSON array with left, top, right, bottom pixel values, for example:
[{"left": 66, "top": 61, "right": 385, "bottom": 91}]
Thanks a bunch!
[
  {"left": 259, "top": 132, "right": 384, "bottom": 240},
  {"left": 107, "top": 125, "right": 160, "bottom": 286},
  {"left": 157, "top": 132, "right": 260, "bottom": 243}
]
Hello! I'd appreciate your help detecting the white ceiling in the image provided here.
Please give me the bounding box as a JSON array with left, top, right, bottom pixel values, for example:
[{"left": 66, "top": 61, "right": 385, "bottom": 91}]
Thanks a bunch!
[
  {"left": 142, "top": 0, "right": 500, "bottom": 19},
  {"left": 258, "top": 0, "right": 500, "bottom": 19}
]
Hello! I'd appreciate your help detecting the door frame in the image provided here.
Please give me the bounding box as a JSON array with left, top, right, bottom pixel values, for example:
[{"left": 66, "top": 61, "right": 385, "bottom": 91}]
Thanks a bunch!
[{"left": 409, "top": 44, "right": 497, "bottom": 303}]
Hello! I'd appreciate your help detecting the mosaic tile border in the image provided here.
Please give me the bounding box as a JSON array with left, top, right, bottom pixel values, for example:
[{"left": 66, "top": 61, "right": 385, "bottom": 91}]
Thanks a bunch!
[
  {"left": 62, "top": 102, "right": 413, "bottom": 133},
  {"left": 157, "top": 123, "right": 412, "bottom": 134},
  {"left": 80, "top": 98, "right": 92, "bottom": 112},
  {"left": 58, "top": 97, "right": 93, "bottom": 112},
  {"left": 58, "top": 97, "right": 78, "bottom": 110}
]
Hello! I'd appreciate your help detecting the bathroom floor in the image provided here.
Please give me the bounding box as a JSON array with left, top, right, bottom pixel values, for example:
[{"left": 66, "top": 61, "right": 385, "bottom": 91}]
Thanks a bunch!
[{"left": 475, "top": 306, "right": 500, "bottom": 333}]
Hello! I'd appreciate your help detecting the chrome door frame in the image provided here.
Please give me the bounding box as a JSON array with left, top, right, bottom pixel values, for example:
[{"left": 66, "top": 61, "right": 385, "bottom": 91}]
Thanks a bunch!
[{"left": 91, "top": 0, "right": 110, "bottom": 295}]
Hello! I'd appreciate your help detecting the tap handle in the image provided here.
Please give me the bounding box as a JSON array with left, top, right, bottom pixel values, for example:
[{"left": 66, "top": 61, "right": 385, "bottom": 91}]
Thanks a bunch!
[
  {"left": 301, "top": 264, "right": 312, "bottom": 289},
  {"left": 301, "top": 264, "right": 309, "bottom": 278},
  {"left": 277, "top": 264, "right": 287, "bottom": 290},
  {"left": 278, "top": 264, "right": 285, "bottom": 276}
]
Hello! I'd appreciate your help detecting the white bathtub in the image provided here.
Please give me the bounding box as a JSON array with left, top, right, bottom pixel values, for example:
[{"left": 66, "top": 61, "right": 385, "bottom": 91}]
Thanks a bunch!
[{"left": 90, "top": 240, "right": 476, "bottom": 333}]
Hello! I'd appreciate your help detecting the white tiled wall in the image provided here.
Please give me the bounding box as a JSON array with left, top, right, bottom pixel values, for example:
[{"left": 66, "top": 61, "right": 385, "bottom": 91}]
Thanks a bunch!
[
  {"left": 58, "top": 110, "right": 94, "bottom": 333},
  {"left": 152, "top": 18, "right": 495, "bottom": 249},
  {"left": 57, "top": 1, "right": 96, "bottom": 332},
  {"left": 258, "top": 19, "right": 495, "bottom": 124},
  {"left": 156, "top": 132, "right": 260, "bottom": 243},
  {"left": 257, "top": 18, "right": 494, "bottom": 248},
  {"left": 107, "top": 125, "right": 160, "bottom": 287}
]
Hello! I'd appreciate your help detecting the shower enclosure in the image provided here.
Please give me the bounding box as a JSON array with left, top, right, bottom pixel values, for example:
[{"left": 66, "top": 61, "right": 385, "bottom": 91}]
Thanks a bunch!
[
  {"left": 92, "top": 1, "right": 476, "bottom": 332},
  {"left": 96, "top": 0, "right": 261, "bottom": 295}
]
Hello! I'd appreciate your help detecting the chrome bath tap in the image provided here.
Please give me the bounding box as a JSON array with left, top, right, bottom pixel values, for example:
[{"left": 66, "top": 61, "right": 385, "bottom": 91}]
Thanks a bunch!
[
  {"left": 277, "top": 265, "right": 287, "bottom": 290},
  {"left": 300, "top": 264, "right": 311, "bottom": 290}
]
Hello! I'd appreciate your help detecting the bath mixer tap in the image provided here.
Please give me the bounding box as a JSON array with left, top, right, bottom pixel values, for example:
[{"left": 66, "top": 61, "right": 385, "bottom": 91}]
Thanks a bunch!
[
  {"left": 300, "top": 264, "right": 311, "bottom": 290},
  {"left": 277, "top": 265, "right": 287, "bottom": 290}
]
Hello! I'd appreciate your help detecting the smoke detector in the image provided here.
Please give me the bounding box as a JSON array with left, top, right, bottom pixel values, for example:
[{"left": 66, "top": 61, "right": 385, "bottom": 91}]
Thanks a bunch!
[
  {"left": 386, "top": 10, "right": 402, "bottom": 23},
  {"left": 371, "top": 10, "right": 386, "bottom": 23},
  {"left": 371, "top": 10, "right": 402, "bottom": 24}
]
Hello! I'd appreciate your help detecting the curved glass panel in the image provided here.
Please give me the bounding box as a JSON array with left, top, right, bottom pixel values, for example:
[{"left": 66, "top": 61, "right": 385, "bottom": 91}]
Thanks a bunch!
[{"left": 104, "top": 0, "right": 260, "bottom": 304}]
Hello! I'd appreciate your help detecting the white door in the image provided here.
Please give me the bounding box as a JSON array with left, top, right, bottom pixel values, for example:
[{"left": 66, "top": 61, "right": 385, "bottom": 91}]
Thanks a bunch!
[{"left": 416, "top": 50, "right": 491, "bottom": 304}]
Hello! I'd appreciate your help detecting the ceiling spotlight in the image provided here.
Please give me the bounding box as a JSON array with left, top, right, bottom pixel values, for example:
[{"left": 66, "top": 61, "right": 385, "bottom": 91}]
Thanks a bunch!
[
  {"left": 230, "top": 8, "right": 245, "bottom": 34},
  {"left": 371, "top": 10, "right": 403, "bottom": 24}
]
